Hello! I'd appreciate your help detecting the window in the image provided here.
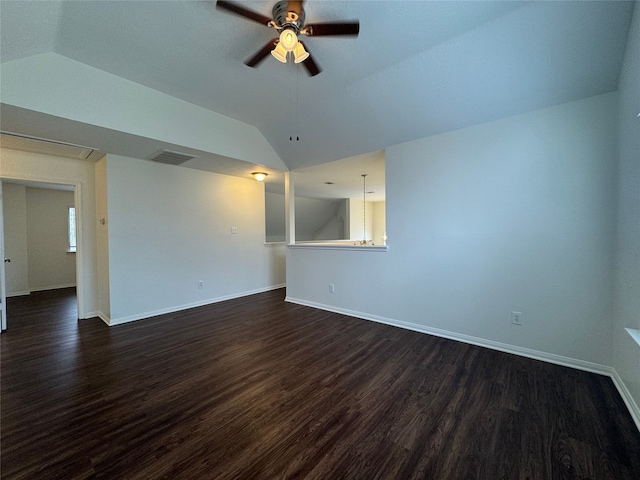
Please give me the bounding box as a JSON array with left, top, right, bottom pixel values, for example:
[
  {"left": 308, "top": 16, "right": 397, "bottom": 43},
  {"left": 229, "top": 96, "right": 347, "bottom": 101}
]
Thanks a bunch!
[{"left": 68, "top": 206, "right": 76, "bottom": 252}]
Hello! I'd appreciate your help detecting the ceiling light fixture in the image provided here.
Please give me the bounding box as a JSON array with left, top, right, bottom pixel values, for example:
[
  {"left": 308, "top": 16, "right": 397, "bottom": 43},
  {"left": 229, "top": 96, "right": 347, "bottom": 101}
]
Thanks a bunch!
[
  {"left": 293, "top": 41, "right": 309, "bottom": 63},
  {"left": 270, "top": 42, "right": 288, "bottom": 63},
  {"left": 252, "top": 172, "right": 268, "bottom": 182},
  {"left": 271, "top": 29, "right": 306, "bottom": 64},
  {"left": 279, "top": 28, "right": 298, "bottom": 51}
]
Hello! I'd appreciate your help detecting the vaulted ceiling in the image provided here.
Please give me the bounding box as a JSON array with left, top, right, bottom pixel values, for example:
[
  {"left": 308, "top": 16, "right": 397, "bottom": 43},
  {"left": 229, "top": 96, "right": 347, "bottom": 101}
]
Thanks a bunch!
[{"left": 0, "top": 1, "right": 635, "bottom": 181}]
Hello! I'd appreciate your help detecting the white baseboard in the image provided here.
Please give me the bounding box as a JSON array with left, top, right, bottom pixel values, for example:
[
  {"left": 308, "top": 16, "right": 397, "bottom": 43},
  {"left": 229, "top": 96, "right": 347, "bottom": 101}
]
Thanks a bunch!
[
  {"left": 97, "top": 311, "right": 110, "bottom": 326},
  {"left": 83, "top": 311, "right": 110, "bottom": 325},
  {"left": 7, "top": 284, "right": 76, "bottom": 297},
  {"left": 285, "top": 296, "right": 640, "bottom": 432},
  {"left": 30, "top": 283, "right": 76, "bottom": 292},
  {"left": 107, "top": 284, "right": 285, "bottom": 327},
  {"left": 609, "top": 368, "right": 640, "bottom": 432},
  {"left": 6, "top": 290, "right": 30, "bottom": 298}
]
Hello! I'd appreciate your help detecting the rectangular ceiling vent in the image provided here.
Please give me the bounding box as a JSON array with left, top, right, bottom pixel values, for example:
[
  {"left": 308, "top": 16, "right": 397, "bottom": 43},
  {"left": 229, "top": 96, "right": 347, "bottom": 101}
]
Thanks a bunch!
[{"left": 147, "top": 149, "right": 196, "bottom": 166}]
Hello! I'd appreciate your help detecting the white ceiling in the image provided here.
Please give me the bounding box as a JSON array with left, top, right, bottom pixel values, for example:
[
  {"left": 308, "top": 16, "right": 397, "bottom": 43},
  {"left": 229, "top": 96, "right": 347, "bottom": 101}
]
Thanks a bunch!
[
  {"left": 0, "top": 0, "right": 635, "bottom": 197},
  {"left": 292, "top": 149, "right": 385, "bottom": 201}
]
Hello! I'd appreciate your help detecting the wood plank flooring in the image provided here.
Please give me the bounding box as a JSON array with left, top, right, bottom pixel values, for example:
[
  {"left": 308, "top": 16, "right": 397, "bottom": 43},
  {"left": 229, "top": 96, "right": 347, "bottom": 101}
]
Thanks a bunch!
[{"left": 2, "top": 288, "right": 639, "bottom": 479}]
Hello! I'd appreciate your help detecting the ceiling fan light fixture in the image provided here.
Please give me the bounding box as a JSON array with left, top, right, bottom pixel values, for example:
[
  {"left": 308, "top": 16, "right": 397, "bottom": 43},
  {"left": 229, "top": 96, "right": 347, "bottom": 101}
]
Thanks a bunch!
[
  {"left": 271, "top": 42, "right": 288, "bottom": 63},
  {"left": 293, "top": 41, "right": 309, "bottom": 63},
  {"left": 279, "top": 28, "right": 298, "bottom": 51},
  {"left": 216, "top": 0, "right": 359, "bottom": 76}
]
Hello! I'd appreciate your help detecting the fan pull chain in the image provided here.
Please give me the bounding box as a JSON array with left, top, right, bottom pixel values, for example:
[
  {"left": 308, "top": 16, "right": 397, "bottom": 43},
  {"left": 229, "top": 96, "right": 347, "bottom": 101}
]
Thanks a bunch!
[
  {"left": 290, "top": 66, "right": 299, "bottom": 141},
  {"left": 289, "top": 68, "right": 293, "bottom": 141}
]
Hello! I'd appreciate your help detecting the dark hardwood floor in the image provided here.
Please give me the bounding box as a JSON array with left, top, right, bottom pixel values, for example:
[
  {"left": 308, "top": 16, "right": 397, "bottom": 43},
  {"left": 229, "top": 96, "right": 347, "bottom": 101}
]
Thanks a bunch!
[{"left": 2, "top": 288, "right": 639, "bottom": 479}]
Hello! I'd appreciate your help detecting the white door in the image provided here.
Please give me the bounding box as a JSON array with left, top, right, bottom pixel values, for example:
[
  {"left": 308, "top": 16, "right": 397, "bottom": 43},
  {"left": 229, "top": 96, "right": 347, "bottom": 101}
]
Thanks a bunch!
[{"left": 1, "top": 181, "right": 7, "bottom": 331}]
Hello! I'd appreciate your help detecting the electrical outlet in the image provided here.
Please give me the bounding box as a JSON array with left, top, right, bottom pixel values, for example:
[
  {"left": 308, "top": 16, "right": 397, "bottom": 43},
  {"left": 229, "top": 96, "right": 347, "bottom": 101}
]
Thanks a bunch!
[
  {"left": 329, "top": 284, "right": 335, "bottom": 293},
  {"left": 198, "top": 280, "right": 204, "bottom": 289},
  {"left": 511, "top": 311, "right": 523, "bottom": 326},
  {"left": 231, "top": 226, "right": 238, "bottom": 234}
]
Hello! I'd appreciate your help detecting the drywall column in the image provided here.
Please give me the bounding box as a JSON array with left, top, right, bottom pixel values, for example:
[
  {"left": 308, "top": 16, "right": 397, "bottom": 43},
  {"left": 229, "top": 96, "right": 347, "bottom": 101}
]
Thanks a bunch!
[
  {"left": 95, "top": 156, "right": 110, "bottom": 320},
  {"left": 613, "top": 1, "right": 640, "bottom": 428},
  {"left": 285, "top": 172, "right": 295, "bottom": 245}
]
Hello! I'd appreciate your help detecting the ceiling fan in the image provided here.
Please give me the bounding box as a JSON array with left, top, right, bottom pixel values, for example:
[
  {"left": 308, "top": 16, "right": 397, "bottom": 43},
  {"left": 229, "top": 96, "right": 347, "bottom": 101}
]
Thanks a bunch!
[{"left": 216, "top": 0, "right": 359, "bottom": 76}]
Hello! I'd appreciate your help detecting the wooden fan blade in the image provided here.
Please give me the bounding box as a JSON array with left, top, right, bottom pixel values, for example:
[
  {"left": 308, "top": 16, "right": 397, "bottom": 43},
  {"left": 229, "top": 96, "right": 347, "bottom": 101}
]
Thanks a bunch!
[
  {"left": 298, "top": 42, "right": 321, "bottom": 76},
  {"left": 304, "top": 22, "right": 359, "bottom": 37},
  {"left": 216, "top": 1, "right": 273, "bottom": 26},
  {"left": 245, "top": 39, "right": 278, "bottom": 67}
]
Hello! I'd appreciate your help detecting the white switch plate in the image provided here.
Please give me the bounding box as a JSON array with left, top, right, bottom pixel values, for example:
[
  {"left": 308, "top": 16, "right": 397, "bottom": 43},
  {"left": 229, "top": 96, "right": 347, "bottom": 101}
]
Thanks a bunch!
[{"left": 231, "top": 226, "right": 238, "bottom": 234}]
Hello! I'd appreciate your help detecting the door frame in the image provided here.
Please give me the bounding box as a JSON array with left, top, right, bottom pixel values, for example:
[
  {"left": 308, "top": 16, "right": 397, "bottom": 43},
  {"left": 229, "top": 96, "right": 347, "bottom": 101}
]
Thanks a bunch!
[{"left": 0, "top": 176, "right": 85, "bottom": 326}]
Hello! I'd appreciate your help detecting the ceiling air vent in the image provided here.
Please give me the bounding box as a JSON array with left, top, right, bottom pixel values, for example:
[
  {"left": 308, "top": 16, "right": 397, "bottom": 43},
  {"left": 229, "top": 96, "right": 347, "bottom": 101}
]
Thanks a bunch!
[{"left": 147, "top": 149, "right": 196, "bottom": 166}]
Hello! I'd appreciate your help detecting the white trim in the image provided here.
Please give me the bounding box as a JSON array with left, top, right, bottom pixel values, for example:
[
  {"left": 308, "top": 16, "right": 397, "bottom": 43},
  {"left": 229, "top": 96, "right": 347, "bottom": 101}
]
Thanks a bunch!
[
  {"left": 106, "top": 284, "right": 285, "bottom": 326},
  {"left": 6, "top": 291, "right": 30, "bottom": 298},
  {"left": 610, "top": 368, "right": 640, "bottom": 432},
  {"left": 73, "top": 183, "right": 85, "bottom": 318},
  {"left": 82, "top": 310, "right": 110, "bottom": 323},
  {"left": 96, "top": 311, "right": 111, "bottom": 325},
  {"left": 285, "top": 296, "right": 640, "bottom": 432},
  {"left": 288, "top": 243, "right": 388, "bottom": 252},
  {"left": 0, "top": 181, "right": 5, "bottom": 331},
  {"left": 285, "top": 296, "right": 610, "bottom": 374},
  {"left": 30, "top": 283, "right": 76, "bottom": 293}
]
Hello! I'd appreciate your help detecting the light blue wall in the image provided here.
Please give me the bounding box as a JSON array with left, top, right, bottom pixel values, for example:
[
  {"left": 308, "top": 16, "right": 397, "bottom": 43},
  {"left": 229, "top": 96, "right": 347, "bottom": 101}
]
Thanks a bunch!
[
  {"left": 287, "top": 93, "right": 618, "bottom": 368},
  {"left": 613, "top": 1, "right": 640, "bottom": 424},
  {"left": 104, "top": 155, "right": 285, "bottom": 323}
]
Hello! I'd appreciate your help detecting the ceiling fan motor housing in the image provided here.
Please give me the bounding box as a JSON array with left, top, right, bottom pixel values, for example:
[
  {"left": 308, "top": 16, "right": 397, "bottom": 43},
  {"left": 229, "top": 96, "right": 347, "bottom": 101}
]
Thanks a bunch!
[{"left": 272, "top": 0, "right": 305, "bottom": 30}]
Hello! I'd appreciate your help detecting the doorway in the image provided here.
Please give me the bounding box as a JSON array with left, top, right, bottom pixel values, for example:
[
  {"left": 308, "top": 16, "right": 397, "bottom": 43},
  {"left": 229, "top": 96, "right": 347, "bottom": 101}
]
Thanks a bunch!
[{"left": 1, "top": 179, "right": 82, "bottom": 330}]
